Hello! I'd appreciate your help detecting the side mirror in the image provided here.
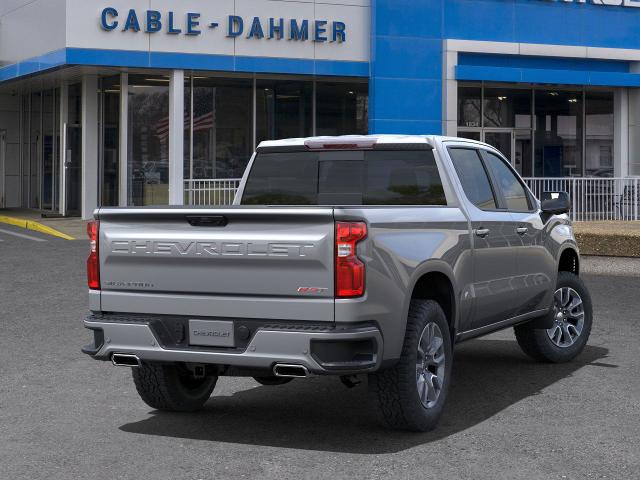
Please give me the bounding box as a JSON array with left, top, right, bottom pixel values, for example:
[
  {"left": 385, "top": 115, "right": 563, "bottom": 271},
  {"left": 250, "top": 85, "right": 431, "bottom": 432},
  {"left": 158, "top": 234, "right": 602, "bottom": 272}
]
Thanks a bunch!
[{"left": 541, "top": 191, "right": 571, "bottom": 215}]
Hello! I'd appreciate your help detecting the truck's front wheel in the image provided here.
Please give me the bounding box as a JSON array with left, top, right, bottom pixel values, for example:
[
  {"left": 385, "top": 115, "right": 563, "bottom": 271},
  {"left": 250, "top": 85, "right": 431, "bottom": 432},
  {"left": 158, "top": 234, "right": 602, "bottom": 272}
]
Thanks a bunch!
[
  {"left": 368, "top": 300, "right": 453, "bottom": 432},
  {"left": 132, "top": 363, "right": 217, "bottom": 412},
  {"left": 514, "top": 271, "right": 593, "bottom": 363}
]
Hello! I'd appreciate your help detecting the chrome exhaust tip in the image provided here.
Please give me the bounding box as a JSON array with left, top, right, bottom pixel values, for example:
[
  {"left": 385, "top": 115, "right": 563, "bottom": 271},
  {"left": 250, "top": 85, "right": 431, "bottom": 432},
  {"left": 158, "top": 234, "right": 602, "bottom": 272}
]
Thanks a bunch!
[
  {"left": 111, "top": 353, "right": 141, "bottom": 367},
  {"left": 273, "top": 364, "right": 309, "bottom": 378}
]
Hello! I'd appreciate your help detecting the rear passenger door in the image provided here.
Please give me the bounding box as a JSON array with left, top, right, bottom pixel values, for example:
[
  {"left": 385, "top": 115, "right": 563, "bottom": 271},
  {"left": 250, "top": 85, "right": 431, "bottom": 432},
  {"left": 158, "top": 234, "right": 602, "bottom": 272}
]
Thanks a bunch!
[
  {"left": 480, "top": 149, "right": 556, "bottom": 316},
  {"left": 447, "top": 146, "right": 521, "bottom": 330}
]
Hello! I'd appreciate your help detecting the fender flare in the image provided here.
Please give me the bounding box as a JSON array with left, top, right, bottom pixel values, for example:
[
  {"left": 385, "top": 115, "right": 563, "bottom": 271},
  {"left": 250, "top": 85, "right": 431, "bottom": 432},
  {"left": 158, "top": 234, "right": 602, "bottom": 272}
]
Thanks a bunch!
[
  {"left": 557, "top": 242, "right": 580, "bottom": 275},
  {"left": 400, "top": 259, "right": 460, "bottom": 335}
]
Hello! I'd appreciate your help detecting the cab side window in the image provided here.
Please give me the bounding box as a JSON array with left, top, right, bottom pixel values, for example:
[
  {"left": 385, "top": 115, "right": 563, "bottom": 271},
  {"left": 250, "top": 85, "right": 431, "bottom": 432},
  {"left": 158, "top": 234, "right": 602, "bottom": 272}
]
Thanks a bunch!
[
  {"left": 448, "top": 148, "right": 497, "bottom": 210},
  {"left": 482, "top": 151, "right": 531, "bottom": 211}
]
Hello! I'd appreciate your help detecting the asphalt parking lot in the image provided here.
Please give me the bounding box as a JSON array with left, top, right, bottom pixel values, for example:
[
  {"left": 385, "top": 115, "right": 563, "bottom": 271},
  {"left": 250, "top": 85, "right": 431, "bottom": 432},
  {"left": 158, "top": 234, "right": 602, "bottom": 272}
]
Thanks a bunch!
[{"left": 1, "top": 226, "right": 639, "bottom": 480}]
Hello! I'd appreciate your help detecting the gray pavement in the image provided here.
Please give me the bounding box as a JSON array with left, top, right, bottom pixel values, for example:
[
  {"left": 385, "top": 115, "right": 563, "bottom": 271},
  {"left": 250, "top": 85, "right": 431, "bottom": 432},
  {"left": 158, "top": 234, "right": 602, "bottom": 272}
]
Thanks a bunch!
[{"left": 1, "top": 235, "right": 639, "bottom": 480}]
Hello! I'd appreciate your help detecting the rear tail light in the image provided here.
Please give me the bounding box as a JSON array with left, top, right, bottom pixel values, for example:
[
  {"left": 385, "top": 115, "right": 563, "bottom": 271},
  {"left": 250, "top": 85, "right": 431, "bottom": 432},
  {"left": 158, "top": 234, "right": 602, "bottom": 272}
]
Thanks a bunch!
[
  {"left": 335, "top": 221, "right": 367, "bottom": 298},
  {"left": 87, "top": 220, "right": 100, "bottom": 290}
]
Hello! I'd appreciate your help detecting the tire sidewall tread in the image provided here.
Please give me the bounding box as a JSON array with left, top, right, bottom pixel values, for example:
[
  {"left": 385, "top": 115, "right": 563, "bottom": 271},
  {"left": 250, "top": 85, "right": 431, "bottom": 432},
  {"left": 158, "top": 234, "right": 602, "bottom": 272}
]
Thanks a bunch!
[
  {"left": 515, "top": 271, "right": 593, "bottom": 363},
  {"left": 369, "top": 299, "right": 453, "bottom": 432}
]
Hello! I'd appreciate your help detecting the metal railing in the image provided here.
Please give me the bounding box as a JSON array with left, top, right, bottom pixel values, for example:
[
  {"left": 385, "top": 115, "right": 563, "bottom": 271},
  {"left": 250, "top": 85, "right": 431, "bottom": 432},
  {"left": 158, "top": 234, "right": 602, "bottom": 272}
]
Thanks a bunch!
[
  {"left": 184, "top": 176, "right": 640, "bottom": 221},
  {"left": 184, "top": 178, "right": 241, "bottom": 206},
  {"left": 523, "top": 177, "right": 640, "bottom": 222}
]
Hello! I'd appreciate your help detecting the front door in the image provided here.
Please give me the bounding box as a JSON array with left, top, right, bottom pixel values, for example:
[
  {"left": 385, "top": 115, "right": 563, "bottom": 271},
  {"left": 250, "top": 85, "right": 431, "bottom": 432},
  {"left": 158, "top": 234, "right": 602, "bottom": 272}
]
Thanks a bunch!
[
  {"left": 64, "top": 124, "right": 82, "bottom": 216},
  {"left": 446, "top": 145, "right": 521, "bottom": 330},
  {"left": 480, "top": 149, "right": 557, "bottom": 316},
  {"left": 0, "top": 130, "right": 5, "bottom": 208}
]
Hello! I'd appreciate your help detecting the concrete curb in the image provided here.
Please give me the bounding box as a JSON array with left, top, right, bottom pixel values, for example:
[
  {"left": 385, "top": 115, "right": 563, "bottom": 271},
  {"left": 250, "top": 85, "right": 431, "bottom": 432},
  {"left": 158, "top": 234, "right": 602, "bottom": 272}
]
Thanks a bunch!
[{"left": 0, "top": 215, "right": 76, "bottom": 240}]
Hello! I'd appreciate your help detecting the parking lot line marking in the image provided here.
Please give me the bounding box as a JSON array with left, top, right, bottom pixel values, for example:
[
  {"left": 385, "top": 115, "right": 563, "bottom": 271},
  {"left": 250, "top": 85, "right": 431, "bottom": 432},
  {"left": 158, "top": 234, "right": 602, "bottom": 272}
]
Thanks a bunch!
[{"left": 0, "top": 228, "right": 47, "bottom": 242}]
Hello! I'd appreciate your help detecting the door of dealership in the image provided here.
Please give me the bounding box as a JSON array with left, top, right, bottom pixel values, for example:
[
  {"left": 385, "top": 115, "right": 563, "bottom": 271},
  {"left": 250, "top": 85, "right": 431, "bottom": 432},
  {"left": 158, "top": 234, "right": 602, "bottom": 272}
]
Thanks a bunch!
[
  {"left": 458, "top": 129, "right": 532, "bottom": 176},
  {"left": 457, "top": 83, "right": 614, "bottom": 178}
]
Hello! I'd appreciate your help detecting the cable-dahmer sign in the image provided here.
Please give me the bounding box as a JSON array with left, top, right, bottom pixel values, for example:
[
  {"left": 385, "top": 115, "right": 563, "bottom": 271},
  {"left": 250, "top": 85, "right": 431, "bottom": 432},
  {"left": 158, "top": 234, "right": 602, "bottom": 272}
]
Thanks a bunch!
[{"left": 99, "top": 7, "right": 347, "bottom": 43}]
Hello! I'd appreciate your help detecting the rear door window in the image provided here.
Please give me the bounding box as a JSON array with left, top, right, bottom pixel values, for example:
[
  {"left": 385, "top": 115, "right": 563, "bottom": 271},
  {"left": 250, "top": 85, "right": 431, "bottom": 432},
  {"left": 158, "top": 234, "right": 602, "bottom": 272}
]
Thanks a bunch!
[
  {"left": 241, "top": 150, "right": 447, "bottom": 206},
  {"left": 447, "top": 147, "right": 498, "bottom": 210}
]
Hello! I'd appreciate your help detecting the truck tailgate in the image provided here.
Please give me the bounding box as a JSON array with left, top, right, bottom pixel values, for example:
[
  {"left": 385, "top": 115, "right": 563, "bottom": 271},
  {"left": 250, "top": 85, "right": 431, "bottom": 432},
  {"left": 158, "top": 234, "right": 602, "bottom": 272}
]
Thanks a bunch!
[{"left": 96, "top": 207, "right": 335, "bottom": 321}]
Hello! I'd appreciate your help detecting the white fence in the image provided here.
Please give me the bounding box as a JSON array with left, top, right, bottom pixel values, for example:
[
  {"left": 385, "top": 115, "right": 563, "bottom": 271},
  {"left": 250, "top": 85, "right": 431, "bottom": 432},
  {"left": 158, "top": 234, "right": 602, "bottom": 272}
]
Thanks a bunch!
[
  {"left": 523, "top": 177, "right": 639, "bottom": 222},
  {"left": 184, "top": 178, "right": 241, "bottom": 206},
  {"left": 184, "top": 176, "right": 640, "bottom": 222}
]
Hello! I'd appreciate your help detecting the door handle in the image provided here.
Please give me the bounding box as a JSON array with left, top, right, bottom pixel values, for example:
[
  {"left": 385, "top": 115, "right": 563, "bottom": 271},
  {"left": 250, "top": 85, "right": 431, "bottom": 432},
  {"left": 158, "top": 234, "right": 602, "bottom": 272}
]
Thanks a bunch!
[
  {"left": 516, "top": 227, "right": 528, "bottom": 235},
  {"left": 474, "top": 227, "right": 490, "bottom": 238}
]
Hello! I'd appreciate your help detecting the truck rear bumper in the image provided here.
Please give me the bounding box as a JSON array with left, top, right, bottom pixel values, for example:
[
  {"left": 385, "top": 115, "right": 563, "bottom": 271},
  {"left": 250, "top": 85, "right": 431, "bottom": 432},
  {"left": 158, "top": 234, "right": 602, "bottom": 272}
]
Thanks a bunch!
[{"left": 82, "top": 316, "right": 383, "bottom": 375}]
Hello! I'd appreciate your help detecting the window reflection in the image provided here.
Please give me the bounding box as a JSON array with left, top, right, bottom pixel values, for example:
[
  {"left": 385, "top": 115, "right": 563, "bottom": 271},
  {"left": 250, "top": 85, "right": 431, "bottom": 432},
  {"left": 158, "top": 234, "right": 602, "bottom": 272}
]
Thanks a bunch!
[
  {"left": 316, "top": 81, "right": 368, "bottom": 135},
  {"left": 186, "top": 77, "right": 253, "bottom": 180},
  {"left": 534, "top": 90, "right": 583, "bottom": 177},
  {"left": 100, "top": 76, "right": 120, "bottom": 206},
  {"left": 585, "top": 92, "right": 614, "bottom": 177},
  {"left": 483, "top": 87, "right": 531, "bottom": 129},
  {"left": 256, "top": 80, "right": 313, "bottom": 143},
  {"left": 128, "top": 75, "right": 170, "bottom": 206},
  {"left": 458, "top": 85, "right": 481, "bottom": 128}
]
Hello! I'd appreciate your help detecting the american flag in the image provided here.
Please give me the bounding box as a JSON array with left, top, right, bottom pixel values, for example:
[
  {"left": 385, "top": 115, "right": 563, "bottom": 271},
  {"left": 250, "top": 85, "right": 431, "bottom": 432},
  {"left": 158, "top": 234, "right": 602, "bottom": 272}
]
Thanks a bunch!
[{"left": 155, "top": 112, "right": 215, "bottom": 141}]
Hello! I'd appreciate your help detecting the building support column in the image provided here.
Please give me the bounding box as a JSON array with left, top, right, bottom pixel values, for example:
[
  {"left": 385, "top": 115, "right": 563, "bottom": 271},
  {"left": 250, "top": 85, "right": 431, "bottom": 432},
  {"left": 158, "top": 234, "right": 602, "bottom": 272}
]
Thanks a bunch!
[
  {"left": 118, "top": 72, "right": 128, "bottom": 207},
  {"left": 614, "top": 88, "right": 629, "bottom": 178},
  {"left": 169, "top": 69, "right": 184, "bottom": 205},
  {"left": 442, "top": 41, "right": 459, "bottom": 137},
  {"left": 59, "top": 82, "right": 69, "bottom": 215},
  {"left": 81, "top": 75, "right": 99, "bottom": 219}
]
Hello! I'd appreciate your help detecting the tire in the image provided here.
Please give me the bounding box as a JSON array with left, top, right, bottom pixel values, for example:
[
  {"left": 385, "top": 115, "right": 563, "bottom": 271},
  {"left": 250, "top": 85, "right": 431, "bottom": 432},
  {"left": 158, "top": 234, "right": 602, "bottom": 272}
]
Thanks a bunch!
[
  {"left": 131, "top": 363, "right": 218, "bottom": 412},
  {"left": 368, "top": 300, "right": 453, "bottom": 432},
  {"left": 253, "top": 376, "right": 293, "bottom": 386},
  {"left": 514, "top": 271, "right": 593, "bottom": 363}
]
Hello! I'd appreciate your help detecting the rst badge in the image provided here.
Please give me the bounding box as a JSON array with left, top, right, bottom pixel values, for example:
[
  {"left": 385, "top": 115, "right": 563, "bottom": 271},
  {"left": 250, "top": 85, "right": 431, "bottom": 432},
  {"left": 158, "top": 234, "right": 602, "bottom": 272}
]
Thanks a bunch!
[{"left": 297, "top": 287, "right": 329, "bottom": 294}]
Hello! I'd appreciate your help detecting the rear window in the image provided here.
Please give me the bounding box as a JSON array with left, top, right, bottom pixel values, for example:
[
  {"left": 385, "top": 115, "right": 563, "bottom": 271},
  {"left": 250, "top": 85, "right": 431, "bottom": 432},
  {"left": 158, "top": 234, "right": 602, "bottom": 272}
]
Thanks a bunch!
[{"left": 241, "top": 150, "right": 447, "bottom": 206}]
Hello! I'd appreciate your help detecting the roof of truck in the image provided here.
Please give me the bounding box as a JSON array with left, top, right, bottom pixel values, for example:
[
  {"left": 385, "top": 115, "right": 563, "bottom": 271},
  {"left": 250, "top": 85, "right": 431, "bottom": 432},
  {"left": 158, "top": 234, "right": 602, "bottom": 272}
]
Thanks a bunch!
[{"left": 256, "top": 135, "right": 488, "bottom": 150}]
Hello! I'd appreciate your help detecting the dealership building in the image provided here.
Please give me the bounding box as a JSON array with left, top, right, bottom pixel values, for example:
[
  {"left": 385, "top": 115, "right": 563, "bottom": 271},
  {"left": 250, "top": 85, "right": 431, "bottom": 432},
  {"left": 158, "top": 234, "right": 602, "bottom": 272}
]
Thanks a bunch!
[{"left": 1, "top": 0, "right": 640, "bottom": 219}]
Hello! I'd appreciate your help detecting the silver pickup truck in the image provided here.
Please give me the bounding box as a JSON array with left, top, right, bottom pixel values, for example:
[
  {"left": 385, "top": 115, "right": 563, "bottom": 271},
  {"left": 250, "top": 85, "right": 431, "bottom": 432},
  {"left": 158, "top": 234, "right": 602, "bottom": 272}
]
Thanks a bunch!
[{"left": 82, "top": 135, "right": 592, "bottom": 431}]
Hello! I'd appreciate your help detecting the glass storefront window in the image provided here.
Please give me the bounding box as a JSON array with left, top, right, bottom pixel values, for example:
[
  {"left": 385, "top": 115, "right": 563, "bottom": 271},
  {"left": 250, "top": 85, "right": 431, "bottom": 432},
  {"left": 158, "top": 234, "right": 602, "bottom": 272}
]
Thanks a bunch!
[
  {"left": 100, "top": 76, "right": 120, "bottom": 206},
  {"left": 585, "top": 92, "right": 614, "bottom": 177},
  {"left": 534, "top": 90, "right": 583, "bottom": 177},
  {"left": 458, "top": 85, "right": 481, "bottom": 128},
  {"left": 316, "top": 81, "right": 368, "bottom": 136},
  {"left": 41, "top": 91, "right": 54, "bottom": 211},
  {"left": 457, "top": 83, "right": 615, "bottom": 178},
  {"left": 66, "top": 84, "right": 82, "bottom": 216},
  {"left": 68, "top": 83, "right": 81, "bottom": 126},
  {"left": 483, "top": 87, "right": 531, "bottom": 128},
  {"left": 256, "top": 79, "right": 313, "bottom": 144},
  {"left": 99, "top": 73, "right": 369, "bottom": 207},
  {"left": 30, "top": 92, "right": 40, "bottom": 208},
  {"left": 186, "top": 77, "right": 253, "bottom": 180},
  {"left": 128, "top": 75, "right": 170, "bottom": 206}
]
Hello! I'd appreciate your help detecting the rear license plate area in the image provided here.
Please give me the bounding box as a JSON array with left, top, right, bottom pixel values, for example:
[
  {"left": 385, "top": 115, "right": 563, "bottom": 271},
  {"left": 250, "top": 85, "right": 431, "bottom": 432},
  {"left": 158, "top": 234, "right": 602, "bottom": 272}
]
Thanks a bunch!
[{"left": 188, "top": 319, "right": 235, "bottom": 347}]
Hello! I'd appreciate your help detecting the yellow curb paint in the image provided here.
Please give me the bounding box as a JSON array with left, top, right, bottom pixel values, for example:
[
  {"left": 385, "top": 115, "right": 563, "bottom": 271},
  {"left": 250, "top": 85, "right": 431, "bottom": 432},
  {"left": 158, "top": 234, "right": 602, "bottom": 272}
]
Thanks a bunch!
[{"left": 0, "top": 215, "right": 75, "bottom": 240}]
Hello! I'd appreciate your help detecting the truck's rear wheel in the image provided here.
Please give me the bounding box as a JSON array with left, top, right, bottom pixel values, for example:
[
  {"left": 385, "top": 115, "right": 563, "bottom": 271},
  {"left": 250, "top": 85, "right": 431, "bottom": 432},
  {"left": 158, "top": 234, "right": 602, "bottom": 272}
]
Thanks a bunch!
[
  {"left": 514, "top": 271, "right": 593, "bottom": 363},
  {"left": 368, "top": 300, "right": 453, "bottom": 432},
  {"left": 132, "top": 363, "right": 217, "bottom": 412}
]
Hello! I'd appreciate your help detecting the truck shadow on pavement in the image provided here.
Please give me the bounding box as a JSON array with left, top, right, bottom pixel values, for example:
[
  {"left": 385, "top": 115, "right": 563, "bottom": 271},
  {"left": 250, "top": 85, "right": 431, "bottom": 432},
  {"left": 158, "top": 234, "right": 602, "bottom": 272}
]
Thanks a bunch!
[{"left": 120, "top": 339, "right": 610, "bottom": 454}]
